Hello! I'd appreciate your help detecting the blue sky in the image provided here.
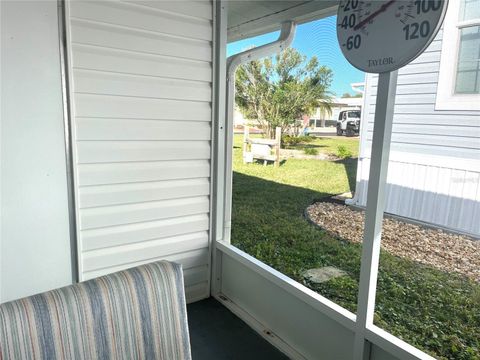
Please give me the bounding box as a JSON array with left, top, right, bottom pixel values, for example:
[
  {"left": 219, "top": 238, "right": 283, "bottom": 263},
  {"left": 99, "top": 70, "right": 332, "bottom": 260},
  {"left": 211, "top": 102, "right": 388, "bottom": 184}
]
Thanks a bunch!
[{"left": 227, "top": 16, "right": 365, "bottom": 97}]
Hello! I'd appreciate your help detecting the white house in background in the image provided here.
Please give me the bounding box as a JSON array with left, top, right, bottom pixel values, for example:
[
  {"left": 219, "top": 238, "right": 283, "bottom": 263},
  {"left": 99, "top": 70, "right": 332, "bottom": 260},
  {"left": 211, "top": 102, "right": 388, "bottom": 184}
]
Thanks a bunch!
[
  {"left": 350, "top": 1, "right": 480, "bottom": 237},
  {"left": 309, "top": 83, "right": 364, "bottom": 129},
  {"left": 310, "top": 96, "right": 363, "bottom": 126},
  {"left": 233, "top": 107, "right": 247, "bottom": 128},
  {"left": 238, "top": 97, "right": 364, "bottom": 132}
]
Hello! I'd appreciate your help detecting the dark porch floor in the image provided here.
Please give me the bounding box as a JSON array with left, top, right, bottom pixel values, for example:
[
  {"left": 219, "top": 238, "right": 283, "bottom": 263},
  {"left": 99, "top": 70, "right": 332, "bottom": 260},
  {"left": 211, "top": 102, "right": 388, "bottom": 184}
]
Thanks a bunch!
[{"left": 187, "top": 297, "right": 289, "bottom": 360}]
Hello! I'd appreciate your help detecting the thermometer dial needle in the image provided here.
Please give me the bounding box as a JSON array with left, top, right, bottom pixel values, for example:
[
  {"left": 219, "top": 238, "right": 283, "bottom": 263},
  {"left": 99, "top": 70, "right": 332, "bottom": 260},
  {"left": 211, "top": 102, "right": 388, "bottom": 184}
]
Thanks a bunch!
[{"left": 353, "top": 0, "right": 397, "bottom": 31}]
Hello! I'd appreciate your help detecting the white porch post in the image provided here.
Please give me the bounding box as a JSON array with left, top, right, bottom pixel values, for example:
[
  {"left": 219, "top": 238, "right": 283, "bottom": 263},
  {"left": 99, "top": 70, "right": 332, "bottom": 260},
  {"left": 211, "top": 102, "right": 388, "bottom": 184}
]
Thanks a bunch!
[
  {"left": 211, "top": 0, "right": 228, "bottom": 296},
  {"left": 353, "top": 70, "right": 398, "bottom": 359}
]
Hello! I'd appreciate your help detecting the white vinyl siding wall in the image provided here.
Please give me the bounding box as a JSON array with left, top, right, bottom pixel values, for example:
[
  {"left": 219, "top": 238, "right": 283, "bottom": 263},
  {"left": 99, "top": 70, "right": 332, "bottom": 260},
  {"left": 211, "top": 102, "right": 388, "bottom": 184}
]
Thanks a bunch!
[
  {"left": 65, "top": 0, "right": 213, "bottom": 302},
  {"left": 355, "top": 28, "right": 480, "bottom": 236}
]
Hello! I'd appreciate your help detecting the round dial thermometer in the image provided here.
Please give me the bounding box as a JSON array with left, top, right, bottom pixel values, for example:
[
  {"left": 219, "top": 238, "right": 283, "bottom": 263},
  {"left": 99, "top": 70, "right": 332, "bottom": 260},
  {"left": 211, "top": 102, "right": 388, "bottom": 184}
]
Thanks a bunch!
[{"left": 337, "top": 0, "right": 448, "bottom": 73}]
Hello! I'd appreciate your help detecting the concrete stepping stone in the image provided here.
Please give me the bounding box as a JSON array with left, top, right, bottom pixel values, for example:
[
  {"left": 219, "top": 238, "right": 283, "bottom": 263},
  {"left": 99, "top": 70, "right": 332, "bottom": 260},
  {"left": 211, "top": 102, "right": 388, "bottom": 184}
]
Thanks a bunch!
[{"left": 303, "top": 266, "right": 348, "bottom": 284}]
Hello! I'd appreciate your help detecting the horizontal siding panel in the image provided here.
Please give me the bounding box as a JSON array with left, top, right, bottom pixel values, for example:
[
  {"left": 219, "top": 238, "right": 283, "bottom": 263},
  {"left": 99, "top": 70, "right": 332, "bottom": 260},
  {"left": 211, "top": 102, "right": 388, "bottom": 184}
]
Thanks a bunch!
[
  {"left": 398, "top": 62, "right": 440, "bottom": 75},
  {"left": 422, "top": 37, "right": 442, "bottom": 52},
  {"left": 392, "top": 83, "right": 438, "bottom": 95},
  {"left": 123, "top": 0, "right": 213, "bottom": 20},
  {"left": 79, "top": 178, "right": 210, "bottom": 208},
  {"left": 78, "top": 160, "right": 210, "bottom": 186},
  {"left": 370, "top": 72, "right": 438, "bottom": 87},
  {"left": 392, "top": 113, "right": 480, "bottom": 126},
  {"left": 76, "top": 119, "right": 211, "bottom": 141},
  {"left": 371, "top": 81, "right": 439, "bottom": 94},
  {"left": 366, "top": 124, "right": 480, "bottom": 138},
  {"left": 82, "top": 214, "right": 209, "bottom": 251},
  {"left": 363, "top": 143, "right": 480, "bottom": 160},
  {"left": 72, "top": 44, "right": 212, "bottom": 82},
  {"left": 82, "top": 247, "right": 210, "bottom": 279},
  {"left": 80, "top": 196, "right": 209, "bottom": 230},
  {"left": 370, "top": 93, "right": 437, "bottom": 105},
  {"left": 433, "top": 28, "right": 443, "bottom": 41},
  {"left": 70, "top": 1, "right": 212, "bottom": 41},
  {"left": 82, "top": 231, "right": 208, "bottom": 271},
  {"left": 366, "top": 132, "right": 480, "bottom": 149},
  {"left": 76, "top": 141, "right": 210, "bottom": 164},
  {"left": 408, "top": 50, "right": 440, "bottom": 64},
  {"left": 74, "top": 93, "right": 211, "bottom": 120},
  {"left": 368, "top": 104, "right": 475, "bottom": 115},
  {"left": 73, "top": 69, "right": 211, "bottom": 102},
  {"left": 393, "top": 93, "right": 437, "bottom": 104},
  {"left": 366, "top": 113, "right": 480, "bottom": 126},
  {"left": 70, "top": 20, "right": 211, "bottom": 62}
]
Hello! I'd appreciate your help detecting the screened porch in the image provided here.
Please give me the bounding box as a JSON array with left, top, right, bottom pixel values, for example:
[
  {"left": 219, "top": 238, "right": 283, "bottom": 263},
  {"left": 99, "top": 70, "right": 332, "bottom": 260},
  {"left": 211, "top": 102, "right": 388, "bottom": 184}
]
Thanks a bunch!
[{"left": 1, "top": 1, "right": 477, "bottom": 360}]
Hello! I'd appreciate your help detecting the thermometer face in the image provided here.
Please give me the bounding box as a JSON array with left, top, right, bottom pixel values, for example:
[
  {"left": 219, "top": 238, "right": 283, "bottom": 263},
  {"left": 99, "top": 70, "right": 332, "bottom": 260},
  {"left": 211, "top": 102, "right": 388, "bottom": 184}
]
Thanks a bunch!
[{"left": 337, "top": 0, "right": 448, "bottom": 73}]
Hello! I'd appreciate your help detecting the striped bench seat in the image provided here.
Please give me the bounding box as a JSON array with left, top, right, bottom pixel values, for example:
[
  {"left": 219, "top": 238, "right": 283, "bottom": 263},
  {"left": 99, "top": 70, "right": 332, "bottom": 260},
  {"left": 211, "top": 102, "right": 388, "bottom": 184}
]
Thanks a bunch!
[{"left": 0, "top": 261, "right": 192, "bottom": 359}]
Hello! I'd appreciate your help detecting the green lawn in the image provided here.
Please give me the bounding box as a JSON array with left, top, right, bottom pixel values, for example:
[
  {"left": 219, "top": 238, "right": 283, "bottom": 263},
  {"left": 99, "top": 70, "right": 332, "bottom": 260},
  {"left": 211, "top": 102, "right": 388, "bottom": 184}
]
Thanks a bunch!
[
  {"left": 231, "top": 134, "right": 480, "bottom": 360},
  {"left": 299, "top": 135, "right": 360, "bottom": 157}
]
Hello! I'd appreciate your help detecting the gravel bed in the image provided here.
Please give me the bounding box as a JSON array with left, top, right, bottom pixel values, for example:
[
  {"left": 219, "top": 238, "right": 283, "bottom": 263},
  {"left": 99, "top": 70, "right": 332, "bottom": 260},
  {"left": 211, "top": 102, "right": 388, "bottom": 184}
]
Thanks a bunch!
[{"left": 306, "top": 202, "right": 480, "bottom": 282}]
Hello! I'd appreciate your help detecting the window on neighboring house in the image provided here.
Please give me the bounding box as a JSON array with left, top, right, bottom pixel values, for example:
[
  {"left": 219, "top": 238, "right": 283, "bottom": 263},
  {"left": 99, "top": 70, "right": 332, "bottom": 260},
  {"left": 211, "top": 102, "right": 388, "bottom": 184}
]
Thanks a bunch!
[{"left": 436, "top": 0, "right": 480, "bottom": 110}]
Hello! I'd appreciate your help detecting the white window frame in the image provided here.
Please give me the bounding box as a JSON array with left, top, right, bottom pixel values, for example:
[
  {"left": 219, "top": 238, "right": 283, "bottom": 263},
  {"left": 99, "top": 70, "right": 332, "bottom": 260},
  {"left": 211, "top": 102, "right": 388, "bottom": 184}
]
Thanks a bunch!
[{"left": 436, "top": 0, "right": 480, "bottom": 110}]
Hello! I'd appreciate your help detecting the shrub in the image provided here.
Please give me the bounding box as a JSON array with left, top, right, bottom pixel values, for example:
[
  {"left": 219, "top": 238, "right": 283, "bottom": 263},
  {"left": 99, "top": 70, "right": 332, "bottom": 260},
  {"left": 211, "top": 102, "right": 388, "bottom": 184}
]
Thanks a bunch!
[
  {"left": 303, "top": 147, "right": 318, "bottom": 155},
  {"left": 297, "top": 135, "right": 314, "bottom": 143},
  {"left": 281, "top": 135, "right": 302, "bottom": 148},
  {"left": 282, "top": 135, "right": 314, "bottom": 148},
  {"left": 337, "top": 145, "right": 353, "bottom": 159}
]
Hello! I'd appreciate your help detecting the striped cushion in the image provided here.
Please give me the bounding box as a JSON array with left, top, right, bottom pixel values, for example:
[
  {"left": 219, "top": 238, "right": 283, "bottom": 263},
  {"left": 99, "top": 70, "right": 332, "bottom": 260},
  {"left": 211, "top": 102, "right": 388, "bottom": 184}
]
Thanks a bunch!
[{"left": 0, "top": 261, "right": 192, "bottom": 360}]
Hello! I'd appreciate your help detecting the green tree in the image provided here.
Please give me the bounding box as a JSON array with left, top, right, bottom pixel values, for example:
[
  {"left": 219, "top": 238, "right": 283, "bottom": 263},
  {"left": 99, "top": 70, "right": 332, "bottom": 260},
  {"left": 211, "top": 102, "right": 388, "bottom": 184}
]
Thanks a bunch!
[
  {"left": 342, "top": 93, "right": 363, "bottom": 98},
  {"left": 235, "top": 48, "right": 333, "bottom": 138},
  {"left": 342, "top": 92, "right": 362, "bottom": 98}
]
